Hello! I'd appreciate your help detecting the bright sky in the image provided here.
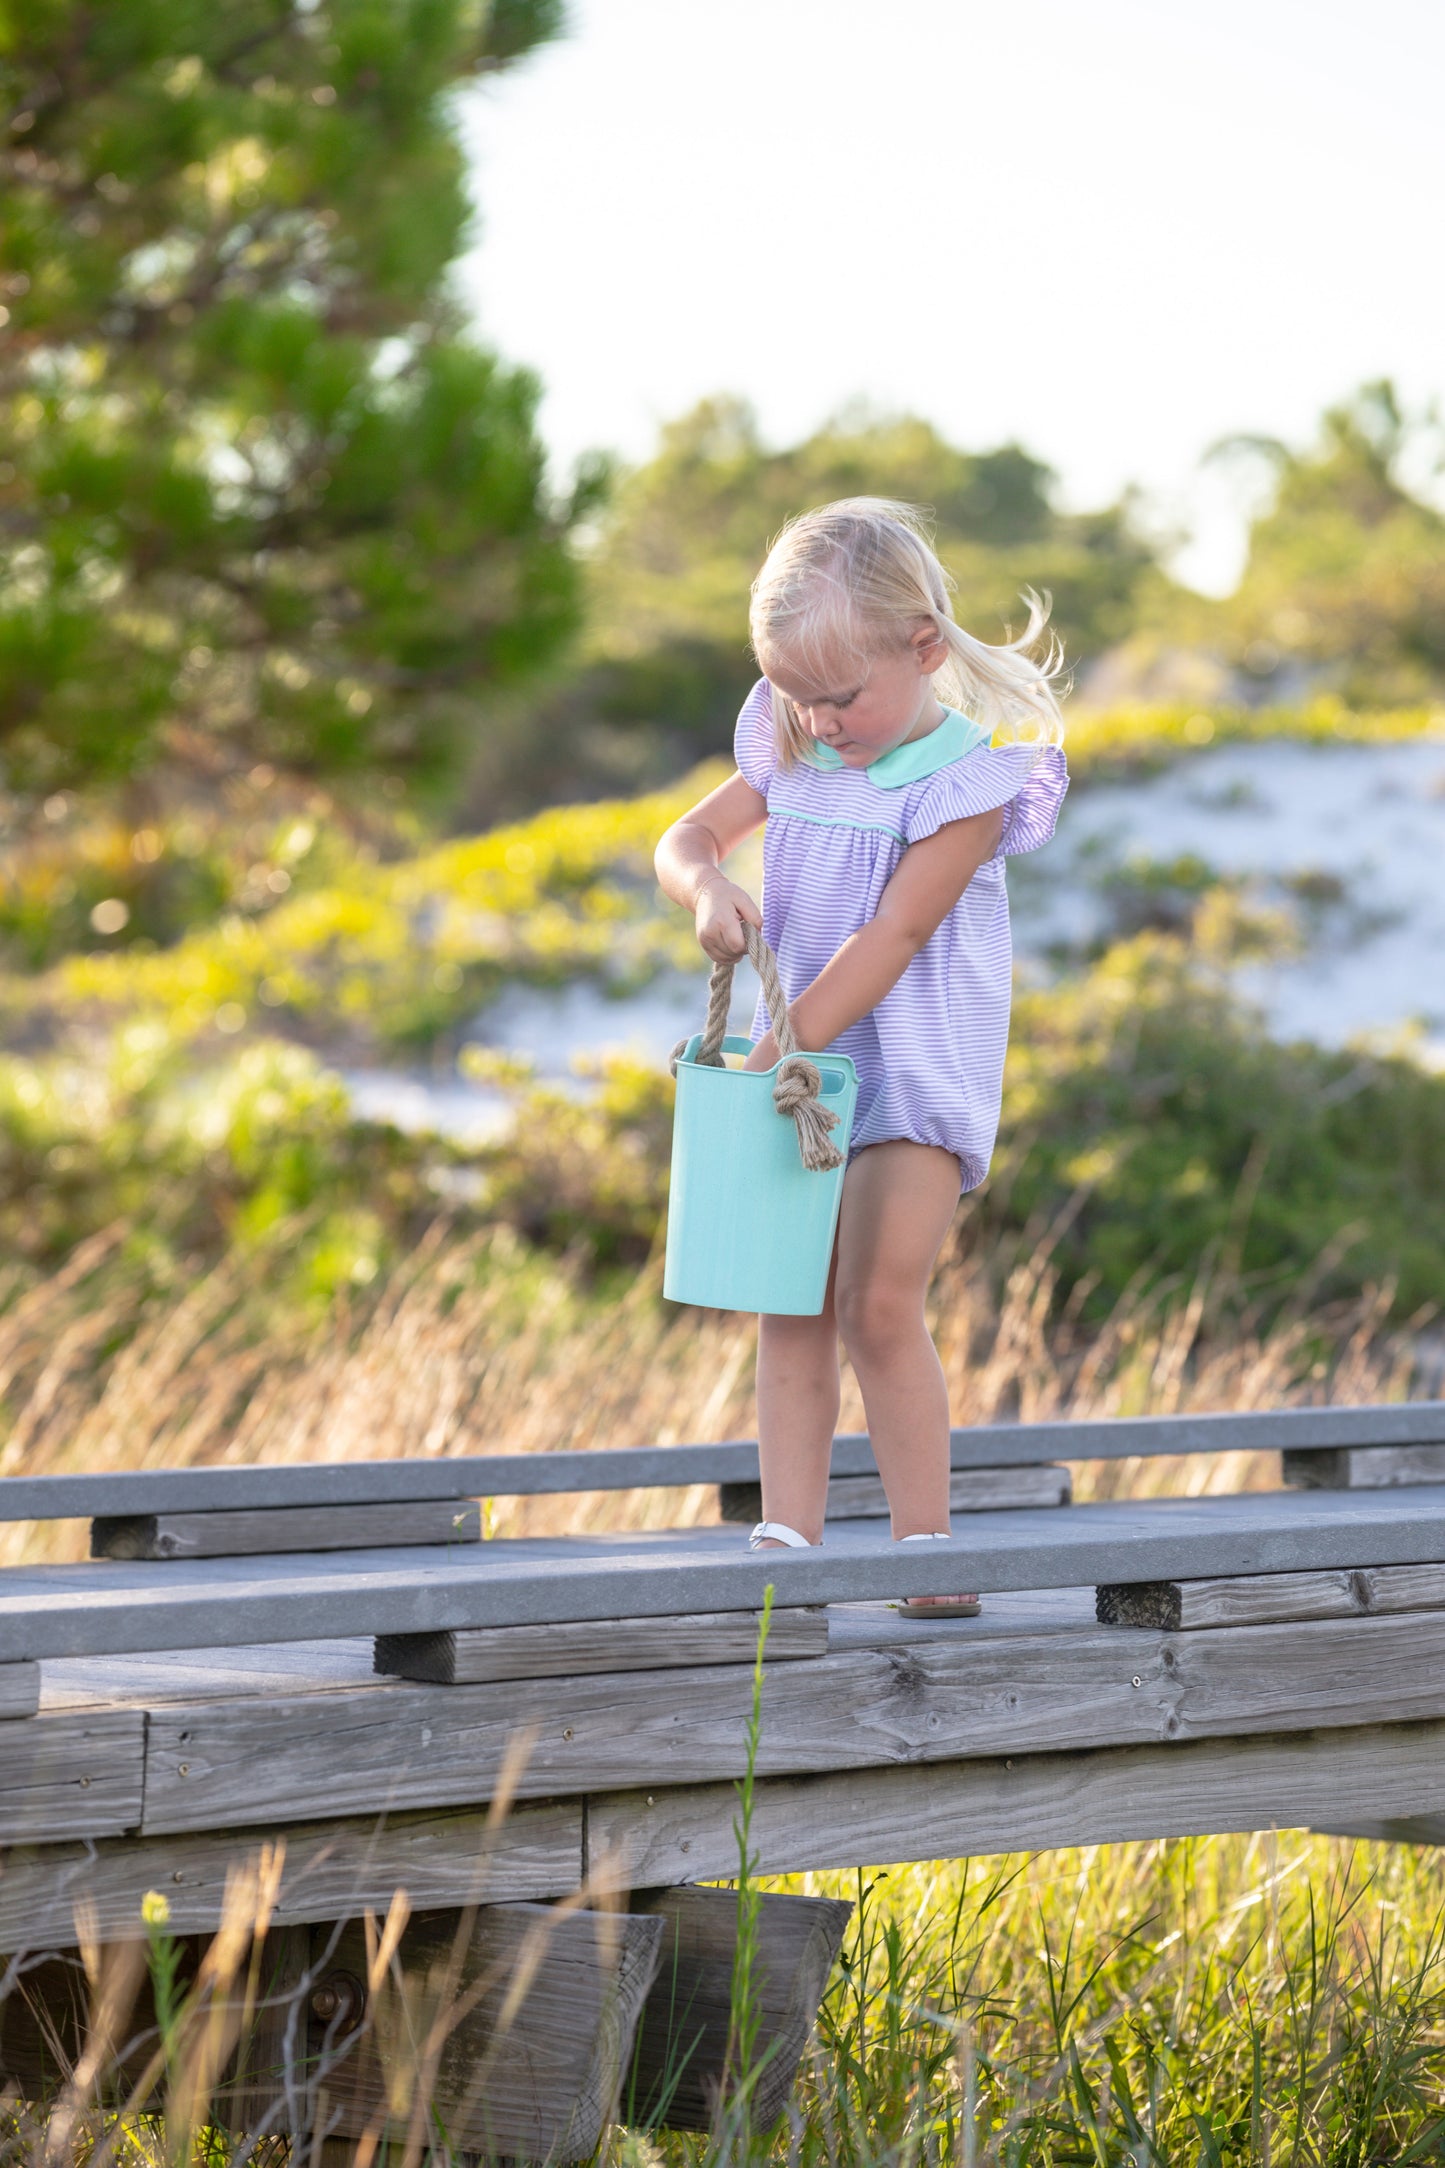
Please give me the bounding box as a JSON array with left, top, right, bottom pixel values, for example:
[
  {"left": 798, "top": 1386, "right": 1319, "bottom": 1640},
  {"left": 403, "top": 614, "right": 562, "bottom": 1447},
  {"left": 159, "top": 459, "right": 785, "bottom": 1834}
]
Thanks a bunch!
[{"left": 457, "top": 0, "right": 1444, "bottom": 592}]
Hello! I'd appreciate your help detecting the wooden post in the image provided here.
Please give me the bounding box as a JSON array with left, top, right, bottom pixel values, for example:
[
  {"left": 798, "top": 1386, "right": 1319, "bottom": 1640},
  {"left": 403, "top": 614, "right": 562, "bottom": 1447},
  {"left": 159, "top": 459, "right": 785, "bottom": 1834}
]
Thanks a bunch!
[
  {"left": 626, "top": 1884, "right": 852, "bottom": 2134},
  {"left": 291, "top": 1902, "right": 665, "bottom": 2162}
]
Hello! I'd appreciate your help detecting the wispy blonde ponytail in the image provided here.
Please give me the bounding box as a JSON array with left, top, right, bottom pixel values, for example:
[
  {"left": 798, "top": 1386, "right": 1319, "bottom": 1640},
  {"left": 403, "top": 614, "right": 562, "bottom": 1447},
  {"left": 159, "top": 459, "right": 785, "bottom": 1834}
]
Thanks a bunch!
[{"left": 749, "top": 497, "right": 1067, "bottom": 770}]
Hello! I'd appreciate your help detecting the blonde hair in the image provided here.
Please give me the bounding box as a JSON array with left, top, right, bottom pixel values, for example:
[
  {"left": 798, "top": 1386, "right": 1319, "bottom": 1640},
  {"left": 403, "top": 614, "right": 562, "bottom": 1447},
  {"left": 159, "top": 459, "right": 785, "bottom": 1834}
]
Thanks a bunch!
[{"left": 749, "top": 497, "right": 1067, "bottom": 769}]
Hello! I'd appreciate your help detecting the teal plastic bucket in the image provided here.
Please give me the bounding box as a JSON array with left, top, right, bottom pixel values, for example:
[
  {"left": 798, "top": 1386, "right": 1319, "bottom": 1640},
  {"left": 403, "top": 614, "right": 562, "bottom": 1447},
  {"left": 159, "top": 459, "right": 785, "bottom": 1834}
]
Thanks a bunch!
[{"left": 664, "top": 1034, "right": 858, "bottom": 1315}]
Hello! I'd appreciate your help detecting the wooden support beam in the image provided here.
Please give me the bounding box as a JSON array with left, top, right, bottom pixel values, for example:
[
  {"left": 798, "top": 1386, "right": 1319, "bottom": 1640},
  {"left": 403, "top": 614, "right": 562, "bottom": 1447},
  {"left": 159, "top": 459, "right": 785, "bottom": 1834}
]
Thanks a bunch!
[
  {"left": 375, "top": 1608, "right": 825, "bottom": 1685},
  {"left": 91, "top": 1500, "right": 481, "bottom": 1560},
  {"left": 1284, "top": 1444, "right": 1445, "bottom": 1491},
  {"left": 1098, "top": 1561, "right": 1445, "bottom": 1630},
  {"left": 0, "top": 1709, "right": 143, "bottom": 1842},
  {"left": 586, "top": 1718, "right": 1445, "bottom": 1889},
  {"left": 0, "top": 1799, "right": 582, "bottom": 1952},
  {"left": 0, "top": 1662, "right": 38, "bottom": 1720},
  {"left": 628, "top": 1885, "right": 851, "bottom": 2133},
  {"left": 304, "top": 1903, "right": 664, "bottom": 2161},
  {"left": 718, "top": 1464, "right": 1071, "bottom": 1525},
  {"left": 133, "top": 1609, "right": 1445, "bottom": 1837}
]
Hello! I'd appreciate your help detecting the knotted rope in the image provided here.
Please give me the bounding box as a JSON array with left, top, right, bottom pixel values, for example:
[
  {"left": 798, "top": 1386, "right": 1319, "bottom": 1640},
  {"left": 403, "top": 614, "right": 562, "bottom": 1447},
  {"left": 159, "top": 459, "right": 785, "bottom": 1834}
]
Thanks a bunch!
[{"left": 670, "top": 921, "right": 844, "bottom": 1173}]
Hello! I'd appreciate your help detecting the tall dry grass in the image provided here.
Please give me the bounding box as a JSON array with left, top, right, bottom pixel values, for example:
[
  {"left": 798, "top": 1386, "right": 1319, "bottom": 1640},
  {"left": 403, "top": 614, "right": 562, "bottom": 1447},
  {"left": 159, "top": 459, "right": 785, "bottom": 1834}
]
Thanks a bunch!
[{"left": 0, "top": 1217, "right": 1423, "bottom": 1568}]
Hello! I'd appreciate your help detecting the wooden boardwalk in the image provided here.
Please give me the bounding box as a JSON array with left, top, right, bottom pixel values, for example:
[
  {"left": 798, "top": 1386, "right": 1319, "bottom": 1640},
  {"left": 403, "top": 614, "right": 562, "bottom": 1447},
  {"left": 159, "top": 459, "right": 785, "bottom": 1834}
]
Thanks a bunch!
[{"left": 4, "top": 1403, "right": 1445, "bottom": 2156}]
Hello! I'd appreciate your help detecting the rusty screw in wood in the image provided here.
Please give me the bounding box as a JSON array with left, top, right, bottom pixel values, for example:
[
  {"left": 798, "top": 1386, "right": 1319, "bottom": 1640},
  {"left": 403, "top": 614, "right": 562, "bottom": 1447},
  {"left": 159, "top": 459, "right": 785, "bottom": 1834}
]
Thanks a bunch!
[{"left": 310, "top": 1972, "right": 365, "bottom": 2032}]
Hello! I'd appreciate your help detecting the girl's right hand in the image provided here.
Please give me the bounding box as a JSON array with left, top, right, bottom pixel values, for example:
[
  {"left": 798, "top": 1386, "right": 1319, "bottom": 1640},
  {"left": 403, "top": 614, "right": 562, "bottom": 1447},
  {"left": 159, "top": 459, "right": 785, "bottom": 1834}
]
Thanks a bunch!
[{"left": 694, "top": 873, "right": 762, "bottom": 962}]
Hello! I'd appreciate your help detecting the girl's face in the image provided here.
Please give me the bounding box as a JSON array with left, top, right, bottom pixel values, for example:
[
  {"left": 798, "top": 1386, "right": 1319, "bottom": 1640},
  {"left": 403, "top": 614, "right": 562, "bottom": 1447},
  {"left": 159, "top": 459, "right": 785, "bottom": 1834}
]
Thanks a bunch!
[{"left": 766, "top": 626, "right": 949, "bottom": 768}]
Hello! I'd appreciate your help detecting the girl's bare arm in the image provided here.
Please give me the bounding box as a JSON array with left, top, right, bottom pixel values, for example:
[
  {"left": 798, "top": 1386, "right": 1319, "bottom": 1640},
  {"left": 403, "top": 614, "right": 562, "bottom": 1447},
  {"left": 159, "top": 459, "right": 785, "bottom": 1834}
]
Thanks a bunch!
[
  {"left": 745, "top": 806, "right": 1006, "bottom": 1068},
  {"left": 655, "top": 770, "right": 768, "bottom": 963}
]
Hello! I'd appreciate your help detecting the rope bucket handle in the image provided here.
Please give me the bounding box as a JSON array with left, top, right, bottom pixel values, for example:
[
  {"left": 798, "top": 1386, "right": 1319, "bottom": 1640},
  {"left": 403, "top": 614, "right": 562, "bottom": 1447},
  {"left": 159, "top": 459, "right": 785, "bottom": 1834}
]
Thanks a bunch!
[{"left": 670, "top": 922, "right": 844, "bottom": 1173}]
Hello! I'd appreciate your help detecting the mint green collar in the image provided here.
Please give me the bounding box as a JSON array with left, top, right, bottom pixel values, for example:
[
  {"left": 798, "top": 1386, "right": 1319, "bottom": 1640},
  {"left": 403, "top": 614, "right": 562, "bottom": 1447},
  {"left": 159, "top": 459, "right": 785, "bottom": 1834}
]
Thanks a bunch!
[{"left": 805, "top": 707, "right": 991, "bottom": 789}]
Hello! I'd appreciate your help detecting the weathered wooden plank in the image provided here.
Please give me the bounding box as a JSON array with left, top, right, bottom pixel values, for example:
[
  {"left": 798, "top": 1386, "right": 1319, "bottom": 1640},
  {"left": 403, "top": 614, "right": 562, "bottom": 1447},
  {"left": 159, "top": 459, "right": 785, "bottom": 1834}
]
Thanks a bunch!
[
  {"left": 311, "top": 1904, "right": 664, "bottom": 2160},
  {"left": 1284, "top": 1444, "right": 1445, "bottom": 1491},
  {"left": 1098, "top": 1561, "right": 1445, "bottom": 1630},
  {"left": 1314, "top": 1815, "right": 1445, "bottom": 1846},
  {"left": 42, "top": 1638, "right": 379, "bottom": 1709},
  {"left": 0, "top": 1709, "right": 144, "bottom": 1841},
  {"left": 137, "top": 1609, "right": 1445, "bottom": 1835},
  {"left": 719, "top": 1464, "right": 1071, "bottom": 1524},
  {"left": 629, "top": 1887, "right": 852, "bottom": 2132},
  {"left": 586, "top": 1718, "right": 1445, "bottom": 1888},
  {"left": 1099, "top": 1569, "right": 1370, "bottom": 1630},
  {"left": 0, "top": 1662, "right": 38, "bottom": 1719},
  {"left": 0, "top": 1800, "right": 582, "bottom": 1950},
  {"left": 137, "top": 1639, "right": 1167, "bottom": 1833},
  {"left": 91, "top": 1501, "right": 481, "bottom": 1560},
  {"left": 1, "top": 1402, "right": 1440, "bottom": 1522},
  {"left": 1364, "top": 1563, "right": 1445, "bottom": 1614},
  {"left": 374, "top": 1607, "right": 826, "bottom": 1684},
  {"left": 16, "top": 1484, "right": 1445, "bottom": 1658}
]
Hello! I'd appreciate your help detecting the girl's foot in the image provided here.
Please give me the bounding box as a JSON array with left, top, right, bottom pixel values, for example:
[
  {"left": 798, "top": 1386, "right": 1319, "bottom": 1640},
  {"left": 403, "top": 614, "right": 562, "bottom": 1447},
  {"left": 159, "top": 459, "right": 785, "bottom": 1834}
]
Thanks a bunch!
[
  {"left": 748, "top": 1521, "right": 819, "bottom": 1550},
  {"left": 894, "top": 1532, "right": 981, "bottom": 1618}
]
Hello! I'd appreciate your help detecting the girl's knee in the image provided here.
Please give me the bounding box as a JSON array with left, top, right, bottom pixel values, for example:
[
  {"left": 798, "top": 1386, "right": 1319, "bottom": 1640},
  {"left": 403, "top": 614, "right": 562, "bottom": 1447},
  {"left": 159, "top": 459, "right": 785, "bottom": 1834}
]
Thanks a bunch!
[{"left": 834, "top": 1277, "right": 922, "bottom": 1364}]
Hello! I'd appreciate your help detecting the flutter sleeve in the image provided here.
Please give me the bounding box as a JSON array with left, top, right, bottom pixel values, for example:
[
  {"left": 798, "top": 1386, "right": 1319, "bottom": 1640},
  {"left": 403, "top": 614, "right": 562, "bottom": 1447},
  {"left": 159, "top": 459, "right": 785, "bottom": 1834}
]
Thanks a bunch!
[
  {"left": 904, "top": 742, "right": 1069, "bottom": 859},
  {"left": 733, "top": 677, "right": 777, "bottom": 797}
]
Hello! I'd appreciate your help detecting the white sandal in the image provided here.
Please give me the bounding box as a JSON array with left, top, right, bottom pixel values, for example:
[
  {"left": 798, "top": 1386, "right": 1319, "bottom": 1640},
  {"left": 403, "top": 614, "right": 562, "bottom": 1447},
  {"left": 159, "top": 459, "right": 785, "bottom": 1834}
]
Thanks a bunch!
[
  {"left": 748, "top": 1521, "right": 819, "bottom": 1549},
  {"left": 895, "top": 1532, "right": 981, "bottom": 1618}
]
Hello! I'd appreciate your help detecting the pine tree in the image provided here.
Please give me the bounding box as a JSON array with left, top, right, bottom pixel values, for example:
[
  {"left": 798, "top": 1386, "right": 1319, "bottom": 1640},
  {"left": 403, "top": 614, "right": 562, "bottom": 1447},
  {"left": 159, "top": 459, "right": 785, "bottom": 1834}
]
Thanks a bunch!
[{"left": 0, "top": 0, "right": 591, "bottom": 797}]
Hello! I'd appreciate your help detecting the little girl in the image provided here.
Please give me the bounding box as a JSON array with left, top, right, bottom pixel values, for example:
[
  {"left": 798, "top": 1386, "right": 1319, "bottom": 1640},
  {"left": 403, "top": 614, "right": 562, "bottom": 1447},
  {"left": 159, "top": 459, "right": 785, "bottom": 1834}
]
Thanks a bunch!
[{"left": 655, "top": 499, "right": 1068, "bottom": 1612}]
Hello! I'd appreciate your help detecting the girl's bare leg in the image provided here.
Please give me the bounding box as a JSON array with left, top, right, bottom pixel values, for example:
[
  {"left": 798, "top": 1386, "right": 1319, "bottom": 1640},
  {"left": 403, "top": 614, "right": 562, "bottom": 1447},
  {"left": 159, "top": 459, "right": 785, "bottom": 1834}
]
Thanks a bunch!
[
  {"left": 833, "top": 1141, "right": 961, "bottom": 1543},
  {"left": 755, "top": 1141, "right": 965, "bottom": 1584},
  {"left": 755, "top": 1253, "right": 840, "bottom": 1545}
]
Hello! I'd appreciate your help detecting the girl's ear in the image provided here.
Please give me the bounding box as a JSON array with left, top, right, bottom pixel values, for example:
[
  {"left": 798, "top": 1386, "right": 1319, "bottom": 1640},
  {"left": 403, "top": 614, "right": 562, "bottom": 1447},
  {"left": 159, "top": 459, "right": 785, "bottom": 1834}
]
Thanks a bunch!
[{"left": 912, "top": 622, "right": 950, "bottom": 674}]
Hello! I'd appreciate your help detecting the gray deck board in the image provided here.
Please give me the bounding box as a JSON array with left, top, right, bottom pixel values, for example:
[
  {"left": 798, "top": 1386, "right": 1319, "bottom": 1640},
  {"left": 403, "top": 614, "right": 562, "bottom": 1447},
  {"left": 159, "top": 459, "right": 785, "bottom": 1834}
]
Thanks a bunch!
[
  {"left": 0, "top": 1403, "right": 1439, "bottom": 1521},
  {"left": 8, "top": 1486, "right": 1445, "bottom": 1659}
]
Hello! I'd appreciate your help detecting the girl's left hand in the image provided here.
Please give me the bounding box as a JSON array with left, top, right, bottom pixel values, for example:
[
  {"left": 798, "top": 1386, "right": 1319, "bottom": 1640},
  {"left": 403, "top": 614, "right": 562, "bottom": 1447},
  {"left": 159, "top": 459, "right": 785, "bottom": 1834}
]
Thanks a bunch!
[{"left": 743, "top": 1029, "right": 779, "bottom": 1072}]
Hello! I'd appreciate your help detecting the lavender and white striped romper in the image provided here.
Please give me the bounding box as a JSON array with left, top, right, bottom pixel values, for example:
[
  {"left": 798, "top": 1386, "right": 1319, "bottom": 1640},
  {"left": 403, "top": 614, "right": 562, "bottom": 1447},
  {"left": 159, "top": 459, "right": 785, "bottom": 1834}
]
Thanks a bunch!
[{"left": 734, "top": 678, "right": 1069, "bottom": 1194}]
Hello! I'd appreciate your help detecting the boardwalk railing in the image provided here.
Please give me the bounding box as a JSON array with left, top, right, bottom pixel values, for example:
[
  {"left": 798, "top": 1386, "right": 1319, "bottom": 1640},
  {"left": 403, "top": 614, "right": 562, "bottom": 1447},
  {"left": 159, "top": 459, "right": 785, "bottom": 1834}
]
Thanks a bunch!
[{"left": 2, "top": 1400, "right": 1442, "bottom": 1520}]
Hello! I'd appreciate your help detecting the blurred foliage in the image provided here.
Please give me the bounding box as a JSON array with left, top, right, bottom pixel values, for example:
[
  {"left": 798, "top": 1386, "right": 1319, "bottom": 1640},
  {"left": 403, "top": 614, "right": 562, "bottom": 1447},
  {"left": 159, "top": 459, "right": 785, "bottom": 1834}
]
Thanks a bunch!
[
  {"left": 1203, "top": 381, "right": 1445, "bottom": 703},
  {"left": 0, "top": 1022, "right": 443, "bottom": 1307},
  {"left": 478, "top": 385, "right": 1445, "bottom": 815},
  {"left": 8, "top": 706, "right": 1441, "bottom": 1036},
  {"left": 1059, "top": 692, "right": 1443, "bottom": 772},
  {"left": 0, "top": 759, "right": 395, "bottom": 967},
  {"left": 479, "top": 399, "right": 1170, "bottom": 813},
  {"left": 0, "top": 0, "right": 593, "bottom": 800},
  {"left": 6, "top": 770, "right": 714, "bottom": 1045},
  {"left": 991, "top": 935, "right": 1445, "bottom": 1322}
]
